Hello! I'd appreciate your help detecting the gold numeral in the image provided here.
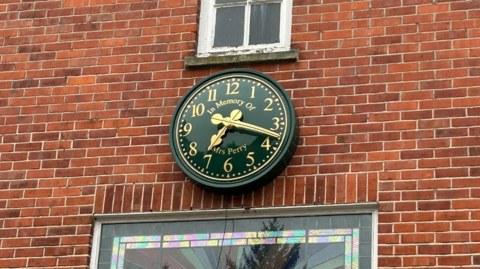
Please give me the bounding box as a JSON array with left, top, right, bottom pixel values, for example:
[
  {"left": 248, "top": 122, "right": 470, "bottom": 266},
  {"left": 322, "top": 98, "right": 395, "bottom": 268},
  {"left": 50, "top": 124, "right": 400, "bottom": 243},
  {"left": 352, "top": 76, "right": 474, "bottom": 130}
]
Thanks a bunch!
[
  {"left": 246, "top": 152, "right": 254, "bottom": 167},
  {"left": 226, "top": 82, "right": 239, "bottom": 95},
  {"left": 189, "top": 142, "right": 197, "bottom": 156},
  {"left": 204, "top": 154, "right": 212, "bottom": 168},
  {"left": 264, "top": 98, "right": 273, "bottom": 111},
  {"left": 191, "top": 103, "right": 205, "bottom": 117},
  {"left": 271, "top": 117, "right": 279, "bottom": 131},
  {"left": 224, "top": 158, "right": 233, "bottom": 173},
  {"left": 183, "top": 123, "right": 192, "bottom": 136},
  {"left": 261, "top": 137, "right": 271, "bottom": 150},
  {"left": 208, "top": 89, "right": 217, "bottom": 102},
  {"left": 250, "top": 86, "right": 255, "bottom": 98}
]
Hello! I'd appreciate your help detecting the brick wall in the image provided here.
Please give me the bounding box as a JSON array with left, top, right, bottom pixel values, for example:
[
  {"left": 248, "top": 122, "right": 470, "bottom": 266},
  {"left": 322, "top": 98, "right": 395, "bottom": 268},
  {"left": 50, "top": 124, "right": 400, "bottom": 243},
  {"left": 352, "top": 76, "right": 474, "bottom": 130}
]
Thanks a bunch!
[{"left": 1, "top": 0, "right": 480, "bottom": 267}]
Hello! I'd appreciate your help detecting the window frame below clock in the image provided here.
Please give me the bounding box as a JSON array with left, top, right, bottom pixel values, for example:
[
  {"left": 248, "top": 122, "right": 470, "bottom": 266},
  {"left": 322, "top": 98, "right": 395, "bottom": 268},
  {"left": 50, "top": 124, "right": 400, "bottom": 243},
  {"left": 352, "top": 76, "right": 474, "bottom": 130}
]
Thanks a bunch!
[
  {"left": 197, "top": 0, "right": 293, "bottom": 58},
  {"left": 89, "top": 204, "right": 378, "bottom": 269}
]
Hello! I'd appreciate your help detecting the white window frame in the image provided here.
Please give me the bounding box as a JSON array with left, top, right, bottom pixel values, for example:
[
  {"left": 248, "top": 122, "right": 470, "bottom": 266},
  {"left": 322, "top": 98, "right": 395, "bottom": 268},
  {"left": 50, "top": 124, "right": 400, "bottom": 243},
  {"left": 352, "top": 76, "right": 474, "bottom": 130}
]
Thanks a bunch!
[
  {"left": 197, "top": 0, "right": 293, "bottom": 57},
  {"left": 89, "top": 203, "right": 378, "bottom": 269}
]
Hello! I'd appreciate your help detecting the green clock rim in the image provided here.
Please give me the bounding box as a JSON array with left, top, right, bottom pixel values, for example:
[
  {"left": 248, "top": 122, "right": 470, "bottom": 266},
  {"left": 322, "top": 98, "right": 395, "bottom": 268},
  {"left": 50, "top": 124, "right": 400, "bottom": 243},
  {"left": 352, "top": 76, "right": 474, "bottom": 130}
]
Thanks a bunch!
[{"left": 169, "top": 69, "right": 297, "bottom": 194}]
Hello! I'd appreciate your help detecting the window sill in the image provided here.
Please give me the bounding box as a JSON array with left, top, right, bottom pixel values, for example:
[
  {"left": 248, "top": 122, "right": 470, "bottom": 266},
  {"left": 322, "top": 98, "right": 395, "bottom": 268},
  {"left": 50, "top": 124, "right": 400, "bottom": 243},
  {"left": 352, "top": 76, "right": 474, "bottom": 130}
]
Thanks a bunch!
[{"left": 184, "top": 49, "right": 299, "bottom": 69}]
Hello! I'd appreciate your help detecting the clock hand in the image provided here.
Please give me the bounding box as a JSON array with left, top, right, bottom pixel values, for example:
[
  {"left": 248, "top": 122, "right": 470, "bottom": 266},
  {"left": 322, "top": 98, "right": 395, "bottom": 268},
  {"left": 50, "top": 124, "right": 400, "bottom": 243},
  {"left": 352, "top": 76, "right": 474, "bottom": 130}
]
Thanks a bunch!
[
  {"left": 207, "top": 110, "right": 243, "bottom": 151},
  {"left": 211, "top": 110, "right": 280, "bottom": 139},
  {"left": 208, "top": 126, "right": 228, "bottom": 151},
  {"left": 215, "top": 118, "right": 281, "bottom": 139}
]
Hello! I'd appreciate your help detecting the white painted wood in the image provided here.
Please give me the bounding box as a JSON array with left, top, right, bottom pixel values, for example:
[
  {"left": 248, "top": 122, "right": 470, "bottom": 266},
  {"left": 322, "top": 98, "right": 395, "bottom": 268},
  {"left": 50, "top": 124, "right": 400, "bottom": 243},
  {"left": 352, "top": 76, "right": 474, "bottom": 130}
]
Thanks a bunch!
[
  {"left": 244, "top": 1, "right": 251, "bottom": 47},
  {"left": 197, "top": 0, "right": 213, "bottom": 56},
  {"left": 281, "top": 0, "right": 292, "bottom": 47},
  {"left": 197, "top": 0, "right": 293, "bottom": 57},
  {"left": 89, "top": 221, "right": 102, "bottom": 269},
  {"left": 94, "top": 203, "right": 378, "bottom": 222},
  {"left": 372, "top": 209, "right": 379, "bottom": 269}
]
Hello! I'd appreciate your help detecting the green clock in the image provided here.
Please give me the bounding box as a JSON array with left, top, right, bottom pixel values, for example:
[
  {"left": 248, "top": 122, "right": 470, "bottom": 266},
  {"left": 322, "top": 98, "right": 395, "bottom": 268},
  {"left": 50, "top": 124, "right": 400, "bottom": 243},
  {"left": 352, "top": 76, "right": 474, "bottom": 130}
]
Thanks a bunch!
[{"left": 169, "top": 69, "right": 298, "bottom": 194}]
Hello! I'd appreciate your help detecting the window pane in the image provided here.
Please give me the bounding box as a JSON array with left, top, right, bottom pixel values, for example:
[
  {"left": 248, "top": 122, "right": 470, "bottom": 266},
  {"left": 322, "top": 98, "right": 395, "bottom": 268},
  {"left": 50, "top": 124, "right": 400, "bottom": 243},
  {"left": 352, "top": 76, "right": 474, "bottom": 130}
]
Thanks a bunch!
[
  {"left": 98, "top": 214, "right": 373, "bottom": 269},
  {"left": 214, "top": 6, "right": 245, "bottom": 48},
  {"left": 249, "top": 3, "right": 281, "bottom": 45}
]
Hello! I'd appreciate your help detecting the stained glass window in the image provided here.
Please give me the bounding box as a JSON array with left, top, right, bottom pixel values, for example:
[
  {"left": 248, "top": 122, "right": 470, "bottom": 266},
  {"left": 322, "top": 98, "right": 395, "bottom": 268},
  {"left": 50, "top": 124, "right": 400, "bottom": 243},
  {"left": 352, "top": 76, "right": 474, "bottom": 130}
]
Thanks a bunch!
[{"left": 97, "top": 214, "right": 372, "bottom": 269}]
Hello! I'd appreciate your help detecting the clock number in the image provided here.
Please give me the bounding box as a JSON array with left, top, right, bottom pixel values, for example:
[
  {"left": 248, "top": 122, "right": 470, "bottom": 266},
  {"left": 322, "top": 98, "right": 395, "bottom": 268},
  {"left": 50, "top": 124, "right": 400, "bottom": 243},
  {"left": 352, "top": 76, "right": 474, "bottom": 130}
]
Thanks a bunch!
[
  {"left": 264, "top": 98, "right": 273, "bottom": 111},
  {"left": 183, "top": 123, "right": 192, "bottom": 136},
  {"left": 271, "top": 117, "right": 280, "bottom": 131},
  {"left": 250, "top": 86, "right": 255, "bottom": 98},
  {"left": 189, "top": 142, "right": 197, "bottom": 156},
  {"left": 226, "top": 82, "right": 239, "bottom": 95},
  {"left": 191, "top": 103, "right": 205, "bottom": 117},
  {"left": 204, "top": 154, "right": 212, "bottom": 168},
  {"left": 246, "top": 152, "right": 254, "bottom": 167},
  {"left": 261, "top": 137, "right": 271, "bottom": 150},
  {"left": 224, "top": 158, "right": 233, "bottom": 173},
  {"left": 208, "top": 89, "right": 216, "bottom": 102}
]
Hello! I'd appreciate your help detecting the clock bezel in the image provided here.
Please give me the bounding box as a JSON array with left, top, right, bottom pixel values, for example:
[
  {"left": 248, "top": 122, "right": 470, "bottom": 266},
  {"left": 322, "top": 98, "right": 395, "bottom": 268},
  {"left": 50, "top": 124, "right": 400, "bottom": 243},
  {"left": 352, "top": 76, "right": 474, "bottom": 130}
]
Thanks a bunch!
[
  {"left": 175, "top": 75, "right": 288, "bottom": 181},
  {"left": 169, "top": 69, "right": 298, "bottom": 195}
]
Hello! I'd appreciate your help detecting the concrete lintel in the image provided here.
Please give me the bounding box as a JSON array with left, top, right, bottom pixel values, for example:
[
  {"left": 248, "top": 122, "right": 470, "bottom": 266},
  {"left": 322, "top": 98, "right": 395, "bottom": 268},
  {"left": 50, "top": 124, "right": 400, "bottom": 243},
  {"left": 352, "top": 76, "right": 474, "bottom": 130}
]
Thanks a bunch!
[{"left": 184, "top": 49, "right": 299, "bottom": 69}]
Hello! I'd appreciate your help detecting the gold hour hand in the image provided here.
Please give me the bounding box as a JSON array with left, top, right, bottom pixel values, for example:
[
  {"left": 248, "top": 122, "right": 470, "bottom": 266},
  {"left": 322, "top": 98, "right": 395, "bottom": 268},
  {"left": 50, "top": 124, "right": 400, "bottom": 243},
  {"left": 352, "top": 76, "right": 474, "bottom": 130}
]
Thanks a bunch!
[
  {"left": 208, "top": 126, "right": 227, "bottom": 151},
  {"left": 208, "top": 110, "right": 244, "bottom": 151}
]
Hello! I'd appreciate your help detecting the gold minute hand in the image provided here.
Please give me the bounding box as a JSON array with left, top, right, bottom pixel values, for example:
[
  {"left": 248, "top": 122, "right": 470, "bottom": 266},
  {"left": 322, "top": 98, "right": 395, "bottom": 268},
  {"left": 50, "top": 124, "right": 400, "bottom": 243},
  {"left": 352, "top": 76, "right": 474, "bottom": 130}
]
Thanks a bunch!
[{"left": 212, "top": 117, "right": 280, "bottom": 139}]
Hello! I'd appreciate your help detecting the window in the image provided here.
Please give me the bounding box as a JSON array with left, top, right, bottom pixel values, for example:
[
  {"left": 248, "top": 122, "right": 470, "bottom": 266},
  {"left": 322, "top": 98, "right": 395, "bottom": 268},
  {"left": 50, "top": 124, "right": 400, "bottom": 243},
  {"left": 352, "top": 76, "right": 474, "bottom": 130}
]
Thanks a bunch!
[
  {"left": 197, "top": 0, "right": 293, "bottom": 57},
  {"left": 90, "top": 207, "right": 377, "bottom": 269}
]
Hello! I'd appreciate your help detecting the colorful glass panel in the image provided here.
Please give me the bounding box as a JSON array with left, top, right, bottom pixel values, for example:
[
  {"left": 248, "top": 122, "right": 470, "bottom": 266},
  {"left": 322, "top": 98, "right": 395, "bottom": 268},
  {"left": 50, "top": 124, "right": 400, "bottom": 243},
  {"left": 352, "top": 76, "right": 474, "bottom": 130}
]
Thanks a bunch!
[{"left": 99, "top": 214, "right": 372, "bottom": 269}]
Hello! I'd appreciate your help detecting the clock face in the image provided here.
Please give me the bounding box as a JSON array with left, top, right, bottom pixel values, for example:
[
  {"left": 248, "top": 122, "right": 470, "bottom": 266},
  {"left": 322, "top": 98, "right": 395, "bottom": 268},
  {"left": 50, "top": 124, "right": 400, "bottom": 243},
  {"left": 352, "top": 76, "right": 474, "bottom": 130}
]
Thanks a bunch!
[{"left": 170, "top": 69, "right": 297, "bottom": 194}]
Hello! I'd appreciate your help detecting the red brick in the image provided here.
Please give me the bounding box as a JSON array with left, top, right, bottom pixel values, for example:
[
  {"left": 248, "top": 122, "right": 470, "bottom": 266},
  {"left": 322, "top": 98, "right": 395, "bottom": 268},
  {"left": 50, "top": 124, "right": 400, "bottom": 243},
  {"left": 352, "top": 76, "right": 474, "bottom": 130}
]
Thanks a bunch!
[
  {"left": 0, "top": 1, "right": 479, "bottom": 267},
  {"left": 439, "top": 256, "right": 471, "bottom": 265},
  {"left": 28, "top": 258, "right": 57, "bottom": 267},
  {"left": 0, "top": 259, "right": 27, "bottom": 268},
  {"left": 67, "top": 76, "right": 95, "bottom": 85},
  {"left": 378, "top": 257, "right": 401, "bottom": 267},
  {"left": 58, "top": 256, "right": 89, "bottom": 266},
  {"left": 43, "top": 246, "right": 74, "bottom": 256},
  {"left": 403, "top": 256, "right": 436, "bottom": 266}
]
